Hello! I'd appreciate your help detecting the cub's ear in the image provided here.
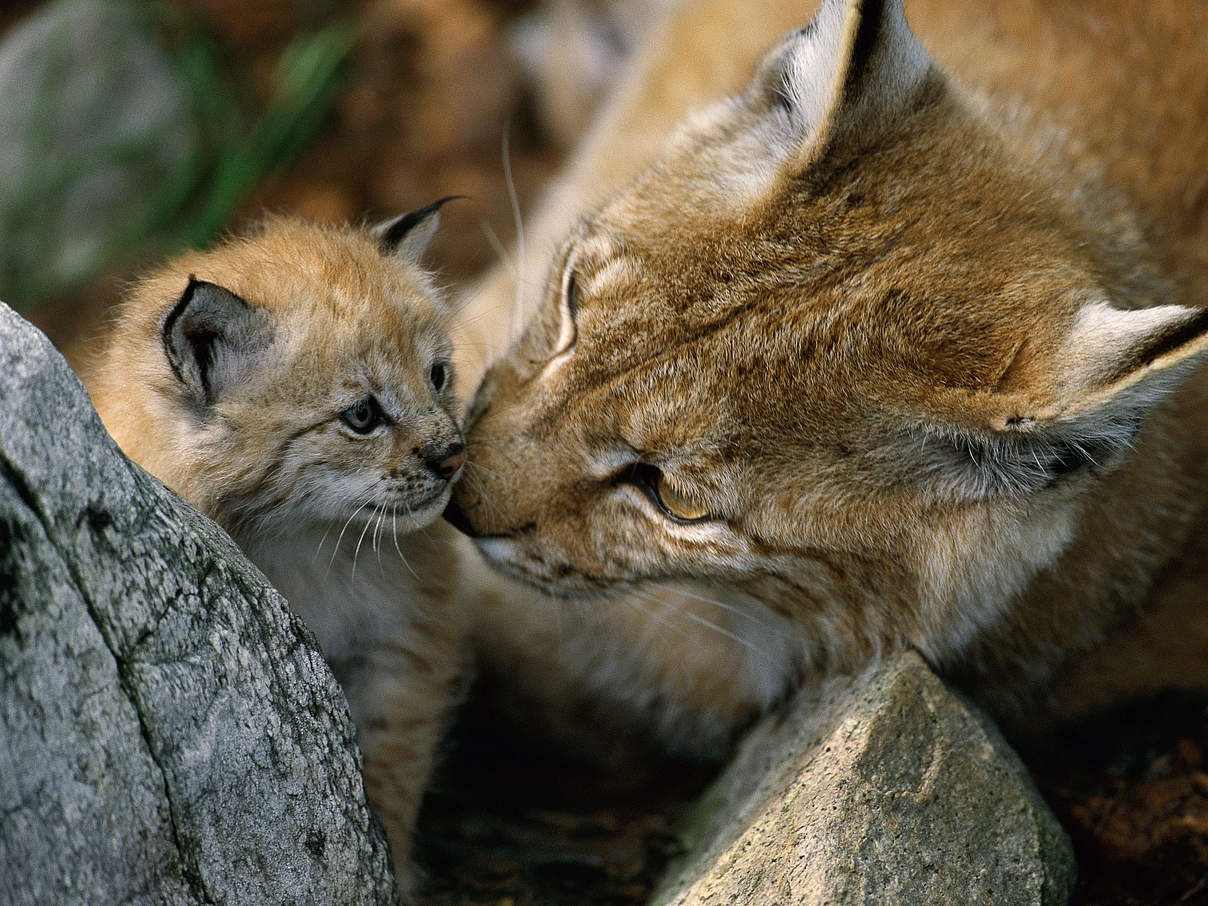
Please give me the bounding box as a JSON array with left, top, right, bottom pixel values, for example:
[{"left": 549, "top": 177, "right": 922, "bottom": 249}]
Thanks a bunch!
[
  {"left": 373, "top": 195, "right": 465, "bottom": 263},
  {"left": 926, "top": 301, "right": 1208, "bottom": 499},
  {"left": 161, "top": 277, "right": 272, "bottom": 407},
  {"left": 747, "top": 0, "right": 933, "bottom": 169}
]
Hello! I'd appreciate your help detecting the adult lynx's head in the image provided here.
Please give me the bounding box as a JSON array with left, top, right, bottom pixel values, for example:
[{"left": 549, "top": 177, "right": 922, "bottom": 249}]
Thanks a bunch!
[
  {"left": 450, "top": 0, "right": 1208, "bottom": 667},
  {"left": 95, "top": 206, "right": 466, "bottom": 537}
]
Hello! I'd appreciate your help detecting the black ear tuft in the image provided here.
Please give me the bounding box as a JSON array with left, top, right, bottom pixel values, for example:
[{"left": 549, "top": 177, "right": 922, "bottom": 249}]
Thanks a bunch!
[
  {"left": 161, "top": 276, "right": 271, "bottom": 406},
  {"left": 374, "top": 195, "right": 467, "bottom": 262}
]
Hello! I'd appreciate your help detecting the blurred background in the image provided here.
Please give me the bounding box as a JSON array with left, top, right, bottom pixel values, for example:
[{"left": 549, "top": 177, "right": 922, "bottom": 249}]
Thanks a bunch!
[{"left": 0, "top": 0, "right": 668, "bottom": 365}]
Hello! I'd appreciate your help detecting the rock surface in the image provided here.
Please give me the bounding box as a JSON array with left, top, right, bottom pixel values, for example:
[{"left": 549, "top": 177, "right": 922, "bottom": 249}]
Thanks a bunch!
[
  {"left": 0, "top": 301, "right": 400, "bottom": 905},
  {"left": 651, "top": 650, "right": 1076, "bottom": 906}
]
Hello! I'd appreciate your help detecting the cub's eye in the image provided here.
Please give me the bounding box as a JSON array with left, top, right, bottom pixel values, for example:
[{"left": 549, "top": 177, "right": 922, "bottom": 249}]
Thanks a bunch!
[
  {"left": 429, "top": 361, "right": 448, "bottom": 393},
  {"left": 341, "top": 397, "right": 384, "bottom": 434},
  {"left": 628, "top": 463, "right": 712, "bottom": 523}
]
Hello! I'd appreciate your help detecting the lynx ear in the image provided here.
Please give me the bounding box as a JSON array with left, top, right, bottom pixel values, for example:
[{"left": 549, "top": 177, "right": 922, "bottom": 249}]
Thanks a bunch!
[
  {"left": 161, "top": 277, "right": 272, "bottom": 407},
  {"left": 749, "top": 0, "right": 932, "bottom": 168},
  {"left": 931, "top": 302, "right": 1208, "bottom": 499},
  {"left": 373, "top": 195, "right": 464, "bottom": 263}
]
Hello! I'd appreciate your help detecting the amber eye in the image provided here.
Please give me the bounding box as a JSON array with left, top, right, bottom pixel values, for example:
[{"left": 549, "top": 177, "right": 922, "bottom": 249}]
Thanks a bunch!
[
  {"left": 656, "top": 473, "right": 711, "bottom": 521},
  {"left": 341, "top": 397, "right": 383, "bottom": 434},
  {"left": 628, "top": 463, "right": 712, "bottom": 523}
]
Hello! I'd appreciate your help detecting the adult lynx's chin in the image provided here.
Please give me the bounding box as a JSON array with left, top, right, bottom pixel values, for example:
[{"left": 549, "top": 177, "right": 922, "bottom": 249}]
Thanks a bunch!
[{"left": 449, "top": 0, "right": 1208, "bottom": 748}]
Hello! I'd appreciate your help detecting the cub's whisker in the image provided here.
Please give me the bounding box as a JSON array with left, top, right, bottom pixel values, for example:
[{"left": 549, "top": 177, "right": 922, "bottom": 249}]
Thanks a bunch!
[
  {"left": 392, "top": 504, "right": 420, "bottom": 581},
  {"left": 327, "top": 496, "right": 373, "bottom": 575},
  {"left": 351, "top": 504, "right": 378, "bottom": 582}
]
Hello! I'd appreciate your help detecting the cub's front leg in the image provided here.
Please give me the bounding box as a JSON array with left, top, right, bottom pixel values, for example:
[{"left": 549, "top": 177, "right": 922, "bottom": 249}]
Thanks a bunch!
[{"left": 341, "top": 611, "right": 466, "bottom": 900}]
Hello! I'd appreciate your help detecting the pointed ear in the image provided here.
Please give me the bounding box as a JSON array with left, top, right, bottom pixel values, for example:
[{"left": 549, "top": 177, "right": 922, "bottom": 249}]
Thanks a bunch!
[
  {"left": 161, "top": 277, "right": 272, "bottom": 407},
  {"left": 373, "top": 195, "right": 465, "bottom": 263},
  {"left": 747, "top": 0, "right": 933, "bottom": 168},
  {"left": 928, "top": 301, "right": 1208, "bottom": 499}
]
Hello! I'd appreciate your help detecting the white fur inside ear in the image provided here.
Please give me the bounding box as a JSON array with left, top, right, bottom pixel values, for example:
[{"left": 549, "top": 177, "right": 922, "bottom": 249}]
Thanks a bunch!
[
  {"left": 394, "top": 211, "right": 440, "bottom": 263},
  {"left": 1070, "top": 300, "right": 1202, "bottom": 375},
  {"left": 778, "top": 1, "right": 848, "bottom": 132},
  {"left": 374, "top": 199, "right": 457, "bottom": 263},
  {"left": 778, "top": 0, "right": 931, "bottom": 146},
  {"left": 918, "top": 299, "right": 1208, "bottom": 501}
]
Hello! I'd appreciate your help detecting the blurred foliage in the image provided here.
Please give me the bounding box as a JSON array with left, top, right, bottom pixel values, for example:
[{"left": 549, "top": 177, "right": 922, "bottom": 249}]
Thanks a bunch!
[
  {"left": 0, "top": 0, "right": 355, "bottom": 312},
  {"left": 168, "top": 15, "right": 358, "bottom": 250}
]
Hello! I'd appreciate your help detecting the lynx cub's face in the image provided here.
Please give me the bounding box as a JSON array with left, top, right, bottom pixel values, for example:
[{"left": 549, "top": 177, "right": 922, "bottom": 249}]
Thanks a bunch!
[
  {"left": 99, "top": 208, "right": 466, "bottom": 537},
  {"left": 452, "top": 0, "right": 1208, "bottom": 664}
]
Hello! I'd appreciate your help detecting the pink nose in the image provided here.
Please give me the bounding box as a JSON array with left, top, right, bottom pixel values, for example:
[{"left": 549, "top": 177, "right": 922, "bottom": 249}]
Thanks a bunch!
[{"left": 437, "top": 448, "right": 467, "bottom": 477}]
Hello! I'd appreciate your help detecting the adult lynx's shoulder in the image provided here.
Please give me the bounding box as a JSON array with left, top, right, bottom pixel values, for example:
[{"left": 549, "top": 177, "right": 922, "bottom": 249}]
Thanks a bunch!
[{"left": 449, "top": 0, "right": 1208, "bottom": 748}]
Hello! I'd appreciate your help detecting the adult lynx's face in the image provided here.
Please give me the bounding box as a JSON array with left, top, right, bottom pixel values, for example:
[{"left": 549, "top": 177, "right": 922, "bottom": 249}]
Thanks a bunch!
[{"left": 452, "top": 0, "right": 1208, "bottom": 660}]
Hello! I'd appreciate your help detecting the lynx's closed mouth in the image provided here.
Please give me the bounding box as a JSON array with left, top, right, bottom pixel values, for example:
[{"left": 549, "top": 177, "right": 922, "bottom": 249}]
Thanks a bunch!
[{"left": 399, "top": 485, "right": 454, "bottom": 515}]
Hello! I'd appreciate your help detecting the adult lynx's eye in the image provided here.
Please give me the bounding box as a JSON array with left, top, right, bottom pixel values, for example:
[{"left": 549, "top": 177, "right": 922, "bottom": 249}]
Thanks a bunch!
[
  {"left": 341, "top": 397, "right": 383, "bottom": 434},
  {"left": 656, "top": 473, "right": 711, "bottom": 522},
  {"left": 628, "top": 463, "right": 712, "bottom": 523}
]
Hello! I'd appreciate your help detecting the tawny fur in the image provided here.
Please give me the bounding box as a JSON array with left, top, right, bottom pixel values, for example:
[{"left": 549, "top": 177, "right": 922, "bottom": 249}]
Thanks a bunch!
[
  {"left": 452, "top": 0, "right": 1208, "bottom": 753},
  {"left": 86, "top": 216, "right": 469, "bottom": 897}
]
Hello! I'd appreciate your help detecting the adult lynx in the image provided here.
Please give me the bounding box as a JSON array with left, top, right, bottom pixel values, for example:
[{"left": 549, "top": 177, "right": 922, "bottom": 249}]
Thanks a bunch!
[
  {"left": 88, "top": 208, "right": 468, "bottom": 897},
  {"left": 448, "top": 0, "right": 1208, "bottom": 749}
]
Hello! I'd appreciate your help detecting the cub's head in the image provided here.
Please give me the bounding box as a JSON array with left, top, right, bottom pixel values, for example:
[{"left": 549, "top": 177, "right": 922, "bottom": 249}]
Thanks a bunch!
[
  {"left": 451, "top": 0, "right": 1208, "bottom": 659},
  {"left": 100, "top": 204, "right": 466, "bottom": 535}
]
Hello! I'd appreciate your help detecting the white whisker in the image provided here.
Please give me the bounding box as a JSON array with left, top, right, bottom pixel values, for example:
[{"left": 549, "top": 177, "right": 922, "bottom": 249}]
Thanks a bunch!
[
  {"left": 327, "top": 496, "right": 373, "bottom": 575},
  {"left": 651, "top": 580, "right": 774, "bottom": 630},
  {"left": 392, "top": 504, "right": 420, "bottom": 581},
  {"left": 632, "top": 585, "right": 769, "bottom": 660},
  {"left": 351, "top": 504, "right": 377, "bottom": 582},
  {"left": 502, "top": 126, "right": 526, "bottom": 344},
  {"left": 480, "top": 218, "right": 511, "bottom": 270},
  {"left": 373, "top": 505, "right": 387, "bottom": 572}
]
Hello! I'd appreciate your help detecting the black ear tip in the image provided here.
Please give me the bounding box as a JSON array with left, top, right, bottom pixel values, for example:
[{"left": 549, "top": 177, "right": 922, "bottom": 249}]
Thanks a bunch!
[
  {"left": 377, "top": 195, "right": 470, "bottom": 253},
  {"left": 430, "top": 194, "right": 470, "bottom": 210}
]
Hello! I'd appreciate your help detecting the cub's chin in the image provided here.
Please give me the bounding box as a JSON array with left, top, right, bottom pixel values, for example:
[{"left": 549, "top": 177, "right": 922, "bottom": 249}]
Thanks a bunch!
[
  {"left": 310, "top": 484, "right": 456, "bottom": 540},
  {"left": 371, "top": 485, "right": 456, "bottom": 535}
]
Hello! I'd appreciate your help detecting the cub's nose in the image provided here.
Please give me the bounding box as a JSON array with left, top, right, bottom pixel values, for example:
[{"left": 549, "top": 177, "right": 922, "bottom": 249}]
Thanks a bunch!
[{"left": 425, "top": 441, "right": 466, "bottom": 479}]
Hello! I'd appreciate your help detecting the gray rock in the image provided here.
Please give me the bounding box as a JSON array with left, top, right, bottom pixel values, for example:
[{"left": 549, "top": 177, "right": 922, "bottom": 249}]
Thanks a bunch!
[
  {"left": 651, "top": 650, "right": 1075, "bottom": 906},
  {"left": 0, "top": 301, "right": 400, "bottom": 904}
]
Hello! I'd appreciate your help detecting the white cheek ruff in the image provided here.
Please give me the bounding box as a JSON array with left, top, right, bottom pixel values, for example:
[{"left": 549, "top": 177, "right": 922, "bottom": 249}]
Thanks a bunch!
[{"left": 475, "top": 536, "right": 519, "bottom": 566}]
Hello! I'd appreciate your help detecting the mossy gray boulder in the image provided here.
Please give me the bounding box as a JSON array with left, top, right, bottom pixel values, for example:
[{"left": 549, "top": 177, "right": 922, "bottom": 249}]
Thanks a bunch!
[
  {"left": 652, "top": 650, "right": 1076, "bottom": 906},
  {"left": 0, "top": 301, "right": 400, "bottom": 904}
]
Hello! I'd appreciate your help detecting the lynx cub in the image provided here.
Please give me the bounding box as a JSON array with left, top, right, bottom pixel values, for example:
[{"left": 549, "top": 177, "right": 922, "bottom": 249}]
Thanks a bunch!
[
  {"left": 88, "top": 206, "right": 467, "bottom": 894},
  {"left": 450, "top": 0, "right": 1208, "bottom": 751}
]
